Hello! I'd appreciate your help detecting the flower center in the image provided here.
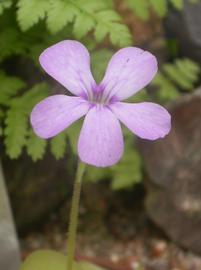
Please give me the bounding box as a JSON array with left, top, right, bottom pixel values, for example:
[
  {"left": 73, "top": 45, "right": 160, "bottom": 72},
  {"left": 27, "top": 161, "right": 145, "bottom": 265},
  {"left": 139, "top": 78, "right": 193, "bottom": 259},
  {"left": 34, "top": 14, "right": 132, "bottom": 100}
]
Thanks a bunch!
[{"left": 89, "top": 85, "right": 108, "bottom": 105}]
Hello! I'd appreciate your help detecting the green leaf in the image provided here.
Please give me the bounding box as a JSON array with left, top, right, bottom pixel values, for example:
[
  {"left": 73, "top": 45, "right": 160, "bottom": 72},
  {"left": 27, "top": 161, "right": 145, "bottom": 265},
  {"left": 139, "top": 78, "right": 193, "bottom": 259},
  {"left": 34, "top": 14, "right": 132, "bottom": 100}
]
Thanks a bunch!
[
  {"left": 127, "top": 89, "right": 150, "bottom": 103},
  {"left": 94, "top": 23, "right": 108, "bottom": 43},
  {"left": 170, "top": 0, "right": 183, "bottom": 10},
  {"left": 152, "top": 73, "right": 180, "bottom": 102},
  {"left": 111, "top": 138, "right": 142, "bottom": 190},
  {"left": 4, "top": 106, "right": 28, "bottom": 158},
  {"left": 0, "top": 72, "right": 26, "bottom": 105},
  {"left": 47, "top": 0, "right": 78, "bottom": 33},
  {"left": 73, "top": 12, "right": 95, "bottom": 39},
  {"left": 0, "top": 27, "right": 27, "bottom": 61},
  {"left": 163, "top": 63, "right": 194, "bottom": 90},
  {"left": 0, "top": 0, "right": 12, "bottom": 15},
  {"left": 85, "top": 165, "right": 112, "bottom": 183},
  {"left": 126, "top": 0, "right": 150, "bottom": 21},
  {"left": 4, "top": 82, "right": 49, "bottom": 159},
  {"left": 149, "top": 0, "right": 167, "bottom": 17},
  {"left": 66, "top": 119, "right": 83, "bottom": 154},
  {"left": 27, "top": 131, "right": 47, "bottom": 161},
  {"left": 20, "top": 250, "right": 106, "bottom": 270},
  {"left": 95, "top": 10, "right": 132, "bottom": 47},
  {"left": 75, "top": 0, "right": 111, "bottom": 12},
  {"left": 50, "top": 132, "right": 67, "bottom": 160},
  {"left": 91, "top": 49, "right": 113, "bottom": 83},
  {"left": 17, "top": 0, "right": 49, "bottom": 31}
]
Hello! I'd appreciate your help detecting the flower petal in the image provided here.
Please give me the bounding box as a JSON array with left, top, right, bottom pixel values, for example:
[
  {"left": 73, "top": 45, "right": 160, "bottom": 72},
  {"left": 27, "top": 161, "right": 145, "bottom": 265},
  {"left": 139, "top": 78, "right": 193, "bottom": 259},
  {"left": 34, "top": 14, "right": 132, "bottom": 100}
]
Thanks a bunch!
[
  {"left": 39, "top": 40, "right": 96, "bottom": 98},
  {"left": 110, "top": 102, "right": 171, "bottom": 140},
  {"left": 100, "top": 47, "right": 157, "bottom": 101},
  {"left": 78, "top": 105, "right": 124, "bottom": 167},
  {"left": 31, "top": 95, "right": 90, "bottom": 139}
]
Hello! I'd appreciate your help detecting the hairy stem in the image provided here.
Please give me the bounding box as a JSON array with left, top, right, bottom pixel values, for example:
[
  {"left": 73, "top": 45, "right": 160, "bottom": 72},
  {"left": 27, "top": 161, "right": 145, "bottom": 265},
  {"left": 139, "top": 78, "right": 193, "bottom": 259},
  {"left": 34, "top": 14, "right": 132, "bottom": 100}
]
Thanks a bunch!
[{"left": 67, "top": 160, "right": 86, "bottom": 270}]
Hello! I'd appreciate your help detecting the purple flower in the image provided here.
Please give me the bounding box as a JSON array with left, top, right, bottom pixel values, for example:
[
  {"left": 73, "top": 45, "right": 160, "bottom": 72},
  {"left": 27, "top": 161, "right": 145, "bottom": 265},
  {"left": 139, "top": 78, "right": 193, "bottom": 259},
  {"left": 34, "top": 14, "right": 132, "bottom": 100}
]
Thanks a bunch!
[{"left": 31, "top": 40, "right": 171, "bottom": 167}]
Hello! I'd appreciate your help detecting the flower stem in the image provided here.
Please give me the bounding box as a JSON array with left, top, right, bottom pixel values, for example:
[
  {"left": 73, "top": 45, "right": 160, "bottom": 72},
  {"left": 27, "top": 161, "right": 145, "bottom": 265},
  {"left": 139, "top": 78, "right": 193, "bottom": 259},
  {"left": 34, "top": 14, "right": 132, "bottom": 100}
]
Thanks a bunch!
[{"left": 67, "top": 160, "right": 86, "bottom": 270}]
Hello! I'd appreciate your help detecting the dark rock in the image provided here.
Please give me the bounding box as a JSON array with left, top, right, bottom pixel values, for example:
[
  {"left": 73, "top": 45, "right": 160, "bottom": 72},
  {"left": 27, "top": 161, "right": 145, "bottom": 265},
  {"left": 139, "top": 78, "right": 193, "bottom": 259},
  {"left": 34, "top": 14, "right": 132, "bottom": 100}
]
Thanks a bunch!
[
  {"left": 1, "top": 151, "right": 75, "bottom": 233},
  {"left": 0, "top": 162, "right": 21, "bottom": 270},
  {"left": 138, "top": 87, "right": 201, "bottom": 254},
  {"left": 164, "top": 0, "right": 201, "bottom": 63}
]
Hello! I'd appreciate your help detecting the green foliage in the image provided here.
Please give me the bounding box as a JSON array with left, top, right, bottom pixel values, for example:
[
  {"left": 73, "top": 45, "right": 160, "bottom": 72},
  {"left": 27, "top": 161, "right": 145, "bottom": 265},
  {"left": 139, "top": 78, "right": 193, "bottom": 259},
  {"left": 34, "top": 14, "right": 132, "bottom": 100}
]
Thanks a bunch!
[
  {"left": 66, "top": 119, "right": 82, "bottom": 154},
  {"left": 20, "top": 250, "right": 106, "bottom": 270},
  {"left": 15, "top": 0, "right": 132, "bottom": 47},
  {"left": 0, "top": 72, "right": 26, "bottom": 105},
  {"left": 50, "top": 131, "right": 68, "bottom": 160},
  {"left": 111, "top": 135, "right": 142, "bottom": 190},
  {"left": 0, "top": 1, "right": 201, "bottom": 191},
  {"left": 17, "top": 0, "right": 49, "bottom": 31},
  {"left": 0, "top": 0, "right": 12, "bottom": 15},
  {"left": 152, "top": 58, "right": 200, "bottom": 102},
  {"left": 91, "top": 49, "right": 114, "bottom": 82},
  {"left": 126, "top": 0, "right": 199, "bottom": 20},
  {"left": 27, "top": 131, "right": 47, "bottom": 161},
  {"left": 4, "top": 82, "right": 49, "bottom": 159}
]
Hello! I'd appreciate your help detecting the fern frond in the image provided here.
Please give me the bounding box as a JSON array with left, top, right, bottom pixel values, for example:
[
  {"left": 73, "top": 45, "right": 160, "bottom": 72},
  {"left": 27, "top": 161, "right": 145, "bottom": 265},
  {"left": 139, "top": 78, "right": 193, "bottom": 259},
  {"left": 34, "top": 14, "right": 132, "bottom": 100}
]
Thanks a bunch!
[
  {"left": 5, "top": 105, "right": 28, "bottom": 158},
  {"left": 126, "top": 0, "right": 150, "bottom": 21},
  {"left": 4, "top": 82, "right": 49, "bottom": 159},
  {"left": 46, "top": 0, "right": 78, "bottom": 33},
  {"left": 149, "top": 0, "right": 167, "bottom": 17},
  {"left": 0, "top": 27, "right": 27, "bottom": 61},
  {"left": 66, "top": 119, "right": 83, "bottom": 154},
  {"left": 0, "top": 0, "right": 12, "bottom": 15},
  {"left": 50, "top": 131, "right": 67, "bottom": 160},
  {"left": 73, "top": 12, "right": 95, "bottom": 39},
  {"left": 27, "top": 131, "right": 47, "bottom": 161},
  {"left": 170, "top": 0, "right": 183, "bottom": 10},
  {"left": 152, "top": 73, "right": 180, "bottom": 102},
  {"left": 111, "top": 137, "right": 142, "bottom": 190},
  {"left": 17, "top": 0, "right": 49, "bottom": 31},
  {"left": 0, "top": 72, "right": 26, "bottom": 105},
  {"left": 152, "top": 58, "right": 200, "bottom": 102}
]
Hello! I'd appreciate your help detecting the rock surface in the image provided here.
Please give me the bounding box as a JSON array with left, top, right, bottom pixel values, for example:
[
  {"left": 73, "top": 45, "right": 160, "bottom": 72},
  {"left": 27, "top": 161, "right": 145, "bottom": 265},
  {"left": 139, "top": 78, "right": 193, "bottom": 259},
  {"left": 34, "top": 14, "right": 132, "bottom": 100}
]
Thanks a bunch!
[
  {"left": 138, "top": 87, "right": 201, "bottom": 254},
  {"left": 164, "top": 0, "right": 201, "bottom": 63},
  {"left": 1, "top": 151, "right": 75, "bottom": 233},
  {"left": 0, "top": 162, "right": 21, "bottom": 270}
]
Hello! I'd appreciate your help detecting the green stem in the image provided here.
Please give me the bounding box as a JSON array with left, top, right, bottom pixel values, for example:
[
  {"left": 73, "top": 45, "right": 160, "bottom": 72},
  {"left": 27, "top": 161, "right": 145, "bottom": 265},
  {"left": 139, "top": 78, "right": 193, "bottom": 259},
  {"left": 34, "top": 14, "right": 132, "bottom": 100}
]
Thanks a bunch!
[{"left": 67, "top": 160, "right": 86, "bottom": 270}]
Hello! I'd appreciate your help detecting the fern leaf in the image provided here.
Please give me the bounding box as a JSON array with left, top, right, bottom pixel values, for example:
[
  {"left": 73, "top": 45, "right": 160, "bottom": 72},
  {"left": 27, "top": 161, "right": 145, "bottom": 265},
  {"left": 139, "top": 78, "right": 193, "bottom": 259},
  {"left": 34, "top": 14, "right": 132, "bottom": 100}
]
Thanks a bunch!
[
  {"left": 149, "top": 0, "right": 167, "bottom": 17},
  {"left": 85, "top": 165, "right": 111, "bottom": 183},
  {"left": 126, "top": 0, "right": 150, "bottom": 21},
  {"left": 5, "top": 106, "right": 28, "bottom": 158},
  {"left": 4, "top": 82, "right": 49, "bottom": 159},
  {"left": 95, "top": 10, "right": 132, "bottom": 47},
  {"left": 0, "top": 0, "right": 12, "bottom": 15},
  {"left": 91, "top": 49, "right": 113, "bottom": 83},
  {"left": 163, "top": 64, "right": 194, "bottom": 90},
  {"left": 50, "top": 131, "right": 67, "bottom": 160},
  {"left": 0, "top": 72, "right": 26, "bottom": 105},
  {"left": 17, "top": 0, "right": 49, "bottom": 31},
  {"left": 27, "top": 131, "right": 47, "bottom": 161},
  {"left": 152, "top": 73, "right": 180, "bottom": 102},
  {"left": 75, "top": 0, "right": 112, "bottom": 12},
  {"left": 94, "top": 23, "right": 108, "bottom": 43},
  {"left": 73, "top": 12, "right": 95, "bottom": 39},
  {"left": 47, "top": 0, "right": 78, "bottom": 33},
  {"left": 170, "top": 0, "right": 183, "bottom": 10},
  {"left": 111, "top": 139, "right": 142, "bottom": 190},
  {"left": 0, "top": 27, "right": 27, "bottom": 61},
  {"left": 21, "top": 82, "right": 49, "bottom": 109},
  {"left": 175, "top": 59, "right": 200, "bottom": 82},
  {"left": 66, "top": 119, "right": 83, "bottom": 154}
]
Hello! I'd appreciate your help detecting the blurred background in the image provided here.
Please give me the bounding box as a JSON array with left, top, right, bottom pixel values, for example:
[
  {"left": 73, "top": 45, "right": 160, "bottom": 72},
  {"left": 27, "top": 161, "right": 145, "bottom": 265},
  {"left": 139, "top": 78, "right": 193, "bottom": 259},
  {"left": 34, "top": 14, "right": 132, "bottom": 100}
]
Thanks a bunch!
[{"left": 0, "top": 0, "right": 201, "bottom": 269}]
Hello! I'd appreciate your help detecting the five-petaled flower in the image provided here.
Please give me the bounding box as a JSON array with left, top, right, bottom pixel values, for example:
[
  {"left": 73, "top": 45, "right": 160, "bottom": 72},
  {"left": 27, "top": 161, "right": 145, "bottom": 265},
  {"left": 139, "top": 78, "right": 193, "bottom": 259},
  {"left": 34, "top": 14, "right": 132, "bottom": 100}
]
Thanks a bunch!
[{"left": 31, "top": 40, "right": 171, "bottom": 167}]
